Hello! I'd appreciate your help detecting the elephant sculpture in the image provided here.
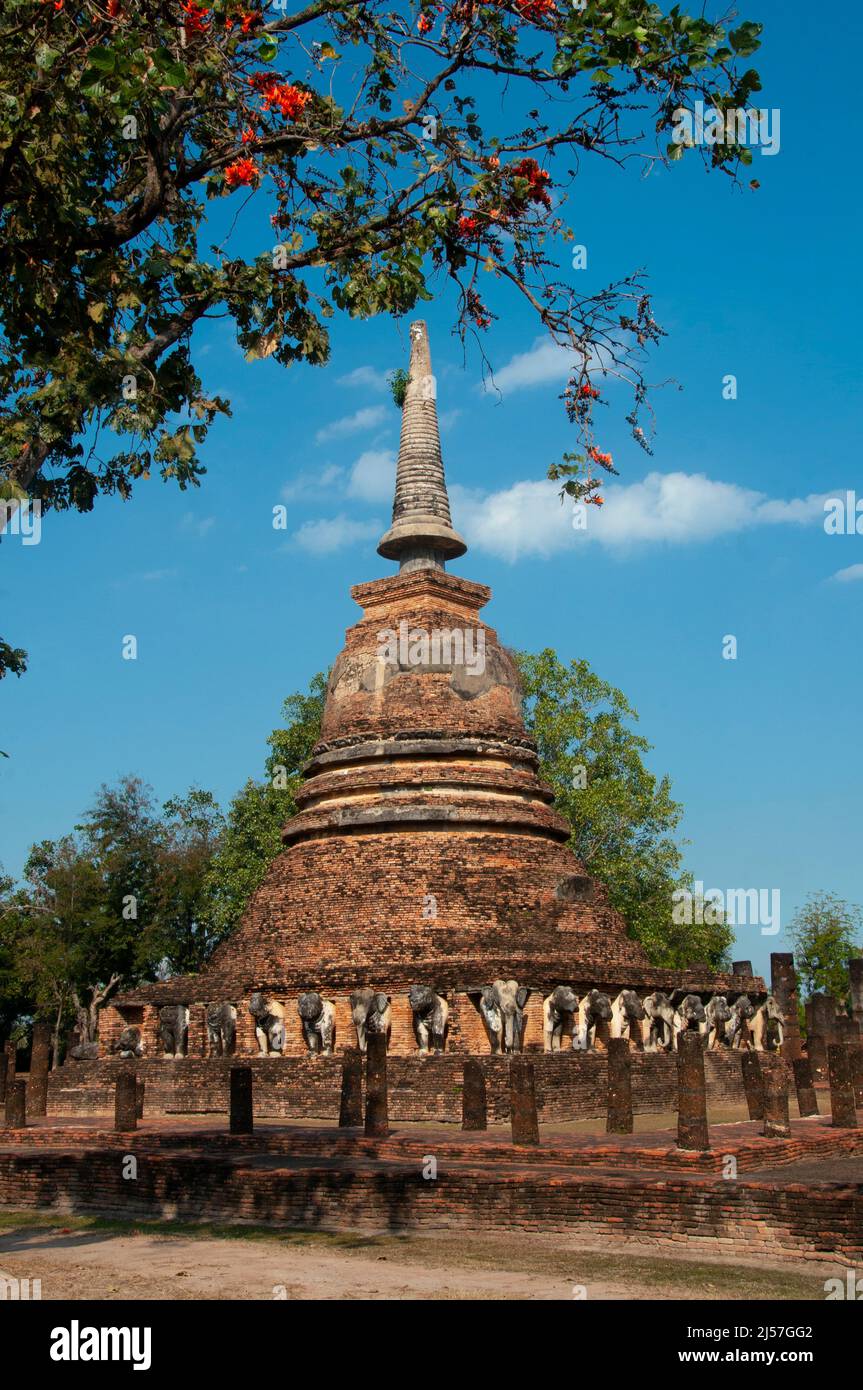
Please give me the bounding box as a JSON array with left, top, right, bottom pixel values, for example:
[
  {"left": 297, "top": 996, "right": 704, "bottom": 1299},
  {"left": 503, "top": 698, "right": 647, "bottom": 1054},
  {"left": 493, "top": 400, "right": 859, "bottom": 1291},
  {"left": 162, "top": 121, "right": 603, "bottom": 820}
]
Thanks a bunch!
[
  {"left": 158, "top": 1004, "right": 189, "bottom": 1057},
  {"left": 248, "top": 992, "right": 286, "bottom": 1055},
  {"left": 349, "top": 988, "right": 391, "bottom": 1054},
  {"left": 728, "top": 995, "right": 756, "bottom": 1049},
  {"left": 705, "top": 995, "right": 733, "bottom": 1050},
  {"left": 610, "top": 989, "right": 645, "bottom": 1046},
  {"left": 113, "top": 1025, "right": 143, "bottom": 1059},
  {"left": 297, "top": 992, "right": 336, "bottom": 1056},
  {"left": 206, "top": 1003, "right": 237, "bottom": 1057},
  {"left": 641, "top": 991, "right": 678, "bottom": 1052},
  {"left": 480, "top": 980, "right": 528, "bottom": 1054},
  {"left": 671, "top": 992, "right": 707, "bottom": 1044},
  {"left": 752, "top": 995, "right": 785, "bottom": 1051},
  {"left": 69, "top": 1041, "right": 100, "bottom": 1061},
  {"left": 543, "top": 986, "right": 580, "bottom": 1053},
  {"left": 575, "top": 989, "right": 613, "bottom": 1051},
  {"left": 407, "top": 985, "right": 449, "bottom": 1055}
]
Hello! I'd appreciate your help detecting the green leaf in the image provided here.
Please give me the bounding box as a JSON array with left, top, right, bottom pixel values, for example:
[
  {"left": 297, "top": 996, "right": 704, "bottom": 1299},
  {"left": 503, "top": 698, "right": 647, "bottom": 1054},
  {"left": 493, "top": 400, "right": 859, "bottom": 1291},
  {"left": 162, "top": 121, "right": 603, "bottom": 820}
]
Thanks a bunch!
[
  {"left": 258, "top": 35, "right": 279, "bottom": 64},
  {"left": 667, "top": 142, "right": 684, "bottom": 161},
  {"left": 88, "top": 47, "right": 117, "bottom": 73},
  {"left": 35, "top": 44, "right": 61, "bottom": 71}
]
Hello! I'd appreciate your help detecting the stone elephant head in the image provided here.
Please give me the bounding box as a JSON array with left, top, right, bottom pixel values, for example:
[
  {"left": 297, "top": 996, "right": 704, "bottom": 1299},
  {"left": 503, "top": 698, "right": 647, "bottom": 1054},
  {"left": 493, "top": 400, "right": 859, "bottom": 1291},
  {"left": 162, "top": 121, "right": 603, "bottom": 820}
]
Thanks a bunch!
[
  {"left": 206, "top": 1003, "right": 237, "bottom": 1057},
  {"left": 248, "top": 992, "right": 286, "bottom": 1054},
  {"left": 753, "top": 994, "right": 785, "bottom": 1051},
  {"left": 349, "top": 988, "right": 391, "bottom": 1054},
  {"left": 543, "top": 986, "right": 579, "bottom": 1052},
  {"left": 672, "top": 992, "right": 707, "bottom": 1032},
  {"left": 298, "top": 991, "right": 336, "bottom": 1056},
  {"left": 642, "top": 991, "right": 677, "bottom": 1051},
  {"left": 576, "top": 989, "right": 613, "bottom": 1050},
  {"left": 704, "top": 995, "right": 732, "bottom": 1049},
  {"left": 114, "top": 1026, "right": 143, "bottom": 1059},
  {"left": 158, "top": 1004, "right": 189, "bottom": 1057},
  {"left": 481, "top": 979, "right": 528, "bottom": 1054},
  {"left": 407, "top": 984, "right": 449, "bottom": 1055}
]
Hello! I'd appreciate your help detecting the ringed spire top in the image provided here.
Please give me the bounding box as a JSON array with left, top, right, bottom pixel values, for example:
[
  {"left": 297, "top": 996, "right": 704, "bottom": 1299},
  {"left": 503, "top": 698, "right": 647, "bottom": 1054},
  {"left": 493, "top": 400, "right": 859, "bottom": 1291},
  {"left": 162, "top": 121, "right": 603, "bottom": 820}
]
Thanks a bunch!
[{"left": 377, "top": 319, "right": 467, "bottom": 572}]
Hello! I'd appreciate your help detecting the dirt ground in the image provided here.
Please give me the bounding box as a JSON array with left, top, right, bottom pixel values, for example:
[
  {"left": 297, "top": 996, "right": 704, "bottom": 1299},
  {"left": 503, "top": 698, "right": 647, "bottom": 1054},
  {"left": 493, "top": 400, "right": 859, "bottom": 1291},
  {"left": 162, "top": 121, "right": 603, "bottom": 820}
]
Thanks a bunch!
[{"left": 0, "top": 1213, "right": 842, "bottom": 1301}]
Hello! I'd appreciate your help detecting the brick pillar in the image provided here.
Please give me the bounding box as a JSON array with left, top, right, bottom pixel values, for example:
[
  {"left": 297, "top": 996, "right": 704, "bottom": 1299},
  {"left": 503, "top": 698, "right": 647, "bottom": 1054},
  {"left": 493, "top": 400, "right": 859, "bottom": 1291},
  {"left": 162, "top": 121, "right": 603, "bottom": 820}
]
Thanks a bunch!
[
  {"left": 364, "top": 1034, "right": 389, "bottom": 1138},
  {"left": 462, "top": 1058, "right": 487, "bottom": 1131},
  {"left": 5, "top": 1080, "right": 26, "bottom": 1128},
  {"left": 849, "top": 959, "right": 863, "bottom": 1032},
  {"left": 188, "top": 1005, "right": 208, "bottom": 1058},
  {"left": 848, "top": 1043, "right": 863, "bottom": 1108},
  {"left": 606, "top": 1037, "right": 633, "bottom": 1135},
  {"left": 509, "top": 1057, "right": 540, "bottom": 1146},
  {"left": 792, "top": 1056, "right": 819, "bottom": 1117},
  {"left": 740, "top": 1051, "right": 764, "bottom": 1120},
  {"left": 806, "top": 1032, "right": 828, "bottom": 1083},
  {"left": 338, "top": 1050, "right": 363, "bottom": 1127},
  {"left": 229, "top": 1065, "right": 253, "bottom": 1135},
  {"left": 676, "top": 1032, "right": 709, "bottom": 1151},
  {"left": 732, "top": 960, "right": 753, "bottom": 975},
  {"left": 136, "top": 1079, "right": 145, "bottom": 1121},
  {"left": 3, "top": 1040, "right": 15, "bottom": 1091},
  {"left": 761, "top": 1061, "right": 791, "bottom": 1138},
  {"left": 27, "top": 1020, "right": 52, "bottom": 1118},
  {"left": 827, "top": 1045, "right": 858, "bottom": 1128},
  {"left": 114, "top": 1071, "right": 137, "bottom": 1132},
  {"left": 770, "top": 953, "right": 803, "bottom": 1061},
  {"left": 807, "top": 993, "right": 840, "bottom": 1045}
]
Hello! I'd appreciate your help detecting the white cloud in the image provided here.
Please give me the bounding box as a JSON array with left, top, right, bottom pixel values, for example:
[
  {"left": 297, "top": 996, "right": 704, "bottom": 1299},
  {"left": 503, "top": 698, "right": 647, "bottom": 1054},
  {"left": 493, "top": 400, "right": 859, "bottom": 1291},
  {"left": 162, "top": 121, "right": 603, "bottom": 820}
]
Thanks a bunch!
[
  {"left": 315, "top": 404, "right": 387, "bottom": 444},
  {"left": 281, "top": 463, "right": 345, "bottom": 502},
  {"left": 337, "top": 365, "right": 390, "bottom": 392},
  {"left": 293, "top": 514, "right": 382, "bottom": 555},
  {"left": 347, "top": 449, "right": 396, "bottom": 504},
  {"left": 450, "top": 472, "right": 831, "bottom": 563},
  {"left": 482, "top": 337, "right": 585, "bottom": 394},
  {"left": 439, "top": 408, "right": 463, "bottom": 432},
  {"left": 831, "top": 563, "right": 863, "bottom": 583}
]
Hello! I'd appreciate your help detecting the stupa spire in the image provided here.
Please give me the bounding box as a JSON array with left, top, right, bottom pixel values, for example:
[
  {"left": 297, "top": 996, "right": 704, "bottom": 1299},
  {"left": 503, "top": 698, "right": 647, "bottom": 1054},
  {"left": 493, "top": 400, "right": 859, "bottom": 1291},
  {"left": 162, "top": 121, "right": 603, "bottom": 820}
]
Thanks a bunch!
[{"left": 377, "top": 319, "right": 467, "bottom": 572}]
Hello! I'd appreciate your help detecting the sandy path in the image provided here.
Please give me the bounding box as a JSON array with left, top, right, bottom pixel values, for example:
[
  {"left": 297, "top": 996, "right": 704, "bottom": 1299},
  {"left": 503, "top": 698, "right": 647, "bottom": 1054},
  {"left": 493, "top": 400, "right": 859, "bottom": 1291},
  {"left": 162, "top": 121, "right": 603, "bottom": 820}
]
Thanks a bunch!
[{"left": 0, "top": 1221, "right": 836, "bottom": 1302}]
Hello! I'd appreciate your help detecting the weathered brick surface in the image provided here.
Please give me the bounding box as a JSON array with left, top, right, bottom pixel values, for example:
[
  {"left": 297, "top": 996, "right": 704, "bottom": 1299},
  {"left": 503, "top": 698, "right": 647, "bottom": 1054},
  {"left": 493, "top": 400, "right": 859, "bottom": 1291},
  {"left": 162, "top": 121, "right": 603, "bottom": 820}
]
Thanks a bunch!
[
  {"left": 1, "top": 1120, "right": 860, "bottom": 1262},
  {"left": 45, "top": 1051, "right": 765, "bottom": 1123}
]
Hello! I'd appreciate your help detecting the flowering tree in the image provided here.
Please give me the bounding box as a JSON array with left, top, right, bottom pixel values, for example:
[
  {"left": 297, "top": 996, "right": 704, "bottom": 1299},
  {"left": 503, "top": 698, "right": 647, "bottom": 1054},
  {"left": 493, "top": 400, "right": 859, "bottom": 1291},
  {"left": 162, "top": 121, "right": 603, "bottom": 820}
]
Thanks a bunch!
[{"left": 0, "top": 0, "right": 763, "bottom": 672}]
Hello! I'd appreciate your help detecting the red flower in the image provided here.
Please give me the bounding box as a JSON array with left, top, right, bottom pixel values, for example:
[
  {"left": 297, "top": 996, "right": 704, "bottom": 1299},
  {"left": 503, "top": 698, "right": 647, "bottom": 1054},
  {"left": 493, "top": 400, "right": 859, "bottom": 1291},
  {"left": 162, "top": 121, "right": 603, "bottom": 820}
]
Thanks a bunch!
[
  {"left": 181, "top": 1, "right": 210, "bottom": 34},
  {"left": 587, "top": 446, "right": 613, "bottom": 468},
  {"left": 240, "top": 9, "right": 261, "bottom": 33},
  {"left": 458, "top": 214, "right": 479, "bottom": 237},
  {"left": 254, "top": 78, "right": 312, "bottom": 121},
  {"left": 224, "top": 157, "right": 259, "bottom": 188},
  {"left": 417, "top": 13, "right": 433, "bottom": 33},
  {"left": 107, "top": 0, "right": 121, "bottom": 15},
  {"left": 240, "top": 126, "right": 256, "bottom": 144},
  {"left": 510, "top": 157, "right": 552, "bottom": 208},
  {"left": 578, "top": 383, "right": 600, "bottom": 400}
]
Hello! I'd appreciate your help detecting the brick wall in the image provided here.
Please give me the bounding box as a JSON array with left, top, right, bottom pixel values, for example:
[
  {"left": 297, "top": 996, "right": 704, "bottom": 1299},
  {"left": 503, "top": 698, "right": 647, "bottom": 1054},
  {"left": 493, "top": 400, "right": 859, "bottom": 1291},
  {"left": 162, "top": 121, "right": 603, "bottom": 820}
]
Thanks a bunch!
[{"left": 46, "top": 1050, "right": 761, "bottom": 1122}]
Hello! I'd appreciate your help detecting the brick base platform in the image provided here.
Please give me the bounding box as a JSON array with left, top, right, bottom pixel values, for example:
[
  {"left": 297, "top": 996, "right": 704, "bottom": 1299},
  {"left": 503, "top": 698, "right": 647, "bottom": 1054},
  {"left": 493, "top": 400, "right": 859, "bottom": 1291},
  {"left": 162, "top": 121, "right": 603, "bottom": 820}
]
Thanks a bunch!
[
  {"left": 1, "top": 1116, "right": 860, "bottom": 1263},
  {"left": 44, "top": 1049, "right": 763, "bottom": 1122}
]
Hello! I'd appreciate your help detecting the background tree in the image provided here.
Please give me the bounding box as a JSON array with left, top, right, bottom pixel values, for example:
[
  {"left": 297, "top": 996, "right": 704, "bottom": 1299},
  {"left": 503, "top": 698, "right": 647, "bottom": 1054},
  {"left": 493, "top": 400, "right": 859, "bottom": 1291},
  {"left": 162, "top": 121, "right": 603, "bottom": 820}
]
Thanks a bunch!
[
  {"left": 788, "top": 891, "right": 863, "bottom": 1007},
  {"left": 0, "top": 0, "right": 765, "bottom": 672},
  {"left": 0, "top": 775, "right": 224, "bottom": 1051},
  {"left": 517, "top": 647, "right": 731, "bottom": 969}
]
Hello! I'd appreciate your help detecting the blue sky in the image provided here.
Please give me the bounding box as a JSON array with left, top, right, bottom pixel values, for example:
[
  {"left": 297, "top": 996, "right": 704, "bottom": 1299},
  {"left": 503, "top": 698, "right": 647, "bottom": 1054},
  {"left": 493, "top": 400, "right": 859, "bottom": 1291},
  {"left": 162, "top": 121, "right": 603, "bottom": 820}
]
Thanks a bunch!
[{"left": 2, "top": 0, "right": 861, "bottom": 978}]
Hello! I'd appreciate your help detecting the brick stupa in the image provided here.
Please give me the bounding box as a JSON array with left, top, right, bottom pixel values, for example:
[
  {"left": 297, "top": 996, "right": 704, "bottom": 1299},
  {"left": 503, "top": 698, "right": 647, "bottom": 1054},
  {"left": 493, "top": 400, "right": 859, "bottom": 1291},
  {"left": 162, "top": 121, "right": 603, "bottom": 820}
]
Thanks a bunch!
[{"left": 110, "top": 321, "right": 762, "bottom": 1057}]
